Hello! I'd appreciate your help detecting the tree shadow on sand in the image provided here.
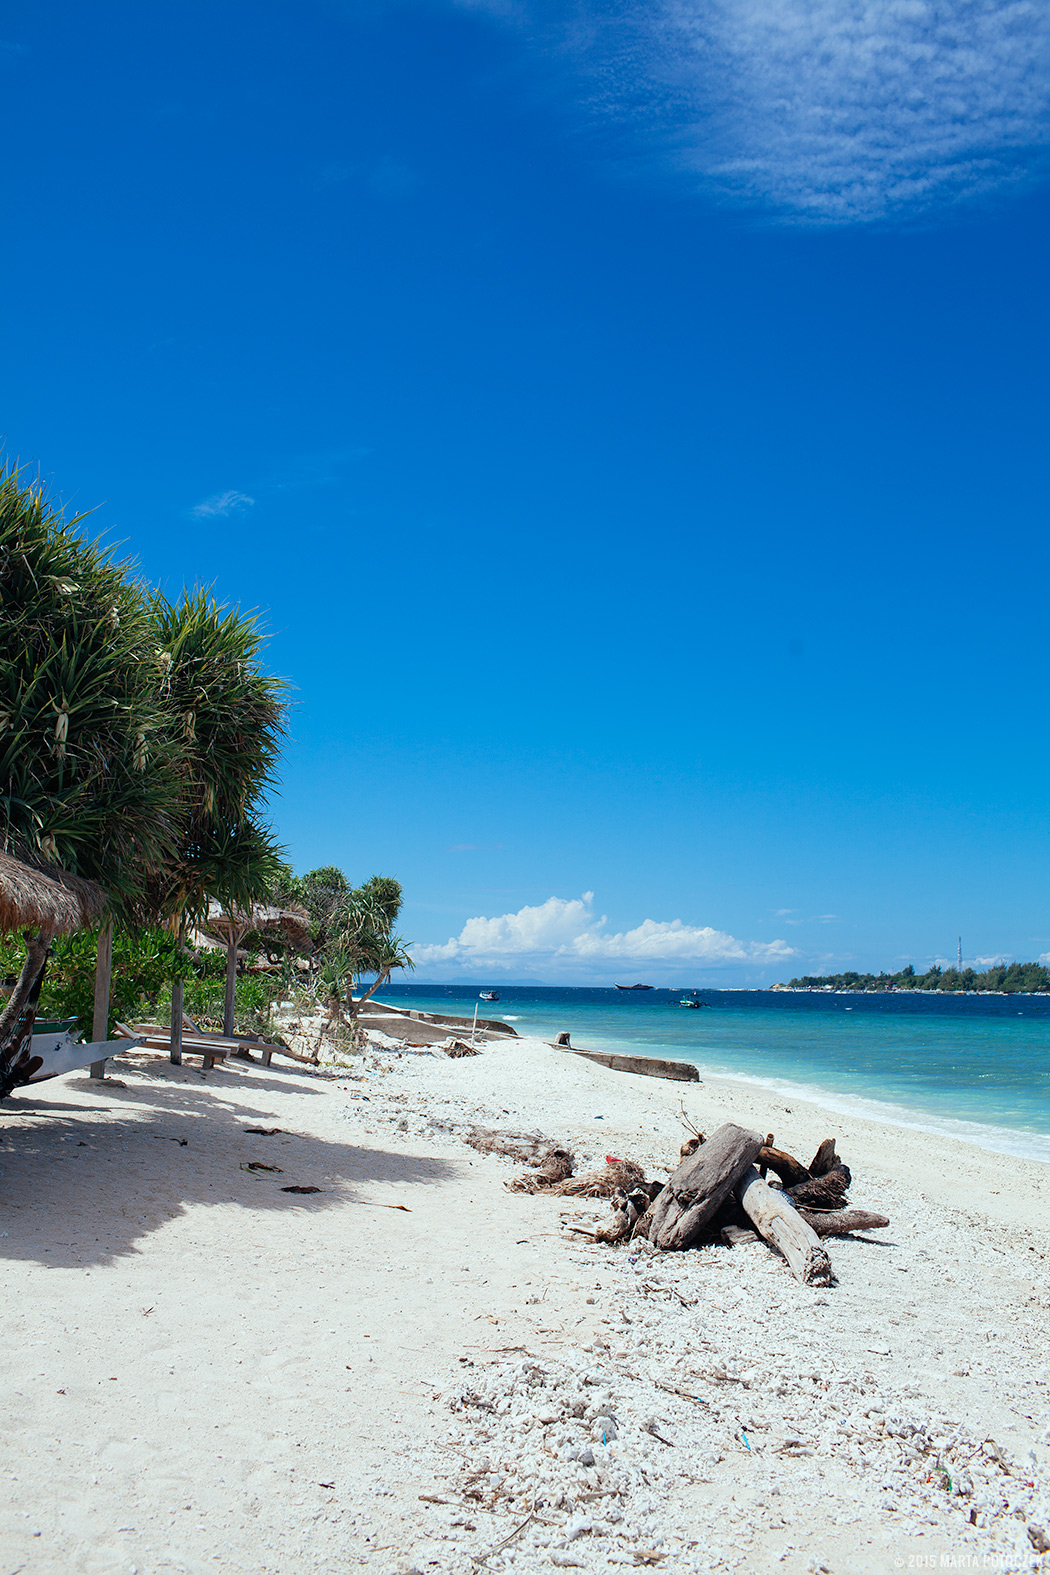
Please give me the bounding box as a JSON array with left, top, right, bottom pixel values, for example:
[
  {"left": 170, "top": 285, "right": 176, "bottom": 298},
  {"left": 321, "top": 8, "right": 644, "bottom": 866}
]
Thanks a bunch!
[{"left": 0, "top": 1058, "right": 457, "bottom": 1269}]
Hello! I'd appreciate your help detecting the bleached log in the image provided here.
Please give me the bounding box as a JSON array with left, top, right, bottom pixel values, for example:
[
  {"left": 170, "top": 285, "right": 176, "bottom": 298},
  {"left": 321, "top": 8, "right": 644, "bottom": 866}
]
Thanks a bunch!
[
  {"left": 647, "top": 1122, "right": 763, "bottom": 1251},
  {"left": 737, "top": 1166, "right": 833, "bottom": 1286}
]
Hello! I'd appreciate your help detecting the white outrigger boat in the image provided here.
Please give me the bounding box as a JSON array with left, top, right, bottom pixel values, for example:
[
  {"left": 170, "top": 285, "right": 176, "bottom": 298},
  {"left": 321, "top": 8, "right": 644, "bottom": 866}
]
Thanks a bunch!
[{"left": 24, "top": 1018, "right": 140, "bottom": 1083}]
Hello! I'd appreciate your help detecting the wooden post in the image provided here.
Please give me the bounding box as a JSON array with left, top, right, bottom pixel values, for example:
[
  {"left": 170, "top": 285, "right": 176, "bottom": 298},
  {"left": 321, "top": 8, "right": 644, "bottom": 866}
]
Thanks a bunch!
[
  {"left": 170, "top": 976, "right": 184, "bottom": 1065},
  {"left": 89, "top": 920, "right": 113, "bottom": 1079},
  {"left": 223, "top": 931, "right": 238, "bottom": 1038}
]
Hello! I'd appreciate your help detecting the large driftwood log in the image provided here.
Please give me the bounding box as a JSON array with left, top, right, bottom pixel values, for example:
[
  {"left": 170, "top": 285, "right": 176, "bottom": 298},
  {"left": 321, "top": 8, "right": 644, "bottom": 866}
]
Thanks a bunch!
[
  {"left": 799, "top": 1207, "right": 889, "bottom": 1237},
  {"left": 737, "top": 1167, "right": 833, "bottom": 1285},
  {"left": 646, "top": 1123, "right": 763, "bottom": 1250}
]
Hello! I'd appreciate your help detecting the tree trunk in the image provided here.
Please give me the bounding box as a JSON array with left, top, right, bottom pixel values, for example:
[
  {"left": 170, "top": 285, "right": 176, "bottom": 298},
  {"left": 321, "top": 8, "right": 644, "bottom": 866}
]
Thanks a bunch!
[
  {"left": 170, "top": 977, "right": 184, "bottom": 1065},
  {"left": 737, "top": 1166, "right": 833, "bottom": 1285},
  {"left": 349, "top": 970, "right": 390, "bottom": 1018},
  {"left": 224, "top": 932, "right": 239, "bottom": 1038},
  {"left": 0, "top": 930, "right": 53, "bottom": 1097},
  {"left": 0, "top": 929, "right": 53, "bottom": 1046},
  {"left": 646, "top": 1122, "right": 764, "bottom": 1251},
  {"left": 90, "top": 919, "right": 113, "bottom": 1079}
]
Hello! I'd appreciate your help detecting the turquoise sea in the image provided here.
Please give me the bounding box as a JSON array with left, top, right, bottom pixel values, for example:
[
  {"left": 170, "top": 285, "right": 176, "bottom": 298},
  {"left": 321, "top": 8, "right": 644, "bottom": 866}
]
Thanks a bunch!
[{"left": 376, "top": 984, "right": 1050, "bottom": 1165}]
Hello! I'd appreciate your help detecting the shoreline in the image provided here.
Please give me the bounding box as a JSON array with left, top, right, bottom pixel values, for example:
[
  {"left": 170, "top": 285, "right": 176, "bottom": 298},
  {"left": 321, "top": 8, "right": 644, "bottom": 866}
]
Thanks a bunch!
[{"left": 372, "top": 997, "right": 1050, "bottom": 1168}]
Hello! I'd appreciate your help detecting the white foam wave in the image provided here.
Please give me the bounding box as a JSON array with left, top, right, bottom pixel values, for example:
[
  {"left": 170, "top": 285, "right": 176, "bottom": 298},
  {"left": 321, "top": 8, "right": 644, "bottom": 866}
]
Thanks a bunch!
[{"left": 687, "top": 1062, "right": 1050, "bottom": 1165}]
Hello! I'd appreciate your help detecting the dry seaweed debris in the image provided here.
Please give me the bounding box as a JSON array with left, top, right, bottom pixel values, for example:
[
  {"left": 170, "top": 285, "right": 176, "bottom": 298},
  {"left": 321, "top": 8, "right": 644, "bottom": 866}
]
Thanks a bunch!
[
  {"left": 507, "top": 1147, "right": 575, "bottom": 1192},
  {"left": 547, "top": 1157, "right": 648, "bottom": 1198},
  {"left": 463, "top": 1127, "right": 554, "bottom": 1164}
]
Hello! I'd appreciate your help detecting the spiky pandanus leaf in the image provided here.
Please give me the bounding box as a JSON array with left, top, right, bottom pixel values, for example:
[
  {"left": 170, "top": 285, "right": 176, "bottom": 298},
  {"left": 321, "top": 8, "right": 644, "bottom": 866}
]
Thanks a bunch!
[
  {"left": 144, "top": 590, "right": 288, "bottom": 930},
  {"left": 0, "top": 466, "right": 178, "bottom": 918}
]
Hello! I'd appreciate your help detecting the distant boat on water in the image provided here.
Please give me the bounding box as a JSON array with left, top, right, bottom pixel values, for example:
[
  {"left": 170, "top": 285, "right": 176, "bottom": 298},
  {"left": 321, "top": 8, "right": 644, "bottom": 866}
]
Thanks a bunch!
[
  {"left": 615, "top": 983, "right": 653, "bottom": 992},
  {"left": 679, "top": 992, "right": 704, "bottom": 1008},
  {"left": 478, "top": 990, "right": 500, "bottom": 1002}
]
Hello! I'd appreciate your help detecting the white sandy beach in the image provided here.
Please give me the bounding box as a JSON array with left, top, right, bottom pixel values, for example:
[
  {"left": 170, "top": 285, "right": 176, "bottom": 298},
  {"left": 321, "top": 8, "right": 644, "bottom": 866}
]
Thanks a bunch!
[{"left": 1, "top": 1024, "right": 1048, "bottom": 1575}]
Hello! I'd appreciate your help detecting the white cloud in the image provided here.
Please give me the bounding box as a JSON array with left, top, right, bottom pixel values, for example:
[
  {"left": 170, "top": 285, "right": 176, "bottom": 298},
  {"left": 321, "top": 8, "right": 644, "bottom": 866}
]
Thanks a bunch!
[
  {"left": 191, "top": 489, "right": 255, "bottom": 519},
  {"left": 454, "top": 0, "right": 1050, "bottom": 221},
  {"left": 652, "top": 0, "right": 1050, "bottom": 220},
  {"left": 412, "top": 892, "right": 795, "bottom": 980}
]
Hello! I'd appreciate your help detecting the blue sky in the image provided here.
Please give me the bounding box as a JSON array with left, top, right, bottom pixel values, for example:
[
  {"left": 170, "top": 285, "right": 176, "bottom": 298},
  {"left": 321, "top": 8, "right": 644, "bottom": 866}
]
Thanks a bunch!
[{"left": 2, "top": 1, "right": 1049, "bottom": 984}]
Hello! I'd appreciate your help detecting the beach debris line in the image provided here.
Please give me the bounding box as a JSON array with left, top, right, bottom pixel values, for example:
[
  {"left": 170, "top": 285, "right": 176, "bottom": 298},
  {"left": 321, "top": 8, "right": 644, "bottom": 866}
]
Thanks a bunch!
[{"left": 491, "top": 1119, "right": 888, "bottom": 1287}]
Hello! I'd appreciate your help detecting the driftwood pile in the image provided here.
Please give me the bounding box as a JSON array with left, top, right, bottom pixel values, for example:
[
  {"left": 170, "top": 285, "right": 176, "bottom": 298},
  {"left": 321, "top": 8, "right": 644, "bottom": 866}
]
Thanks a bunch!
[{"left": 494, "top": 1120, "right": 889, "bottom": 1287}]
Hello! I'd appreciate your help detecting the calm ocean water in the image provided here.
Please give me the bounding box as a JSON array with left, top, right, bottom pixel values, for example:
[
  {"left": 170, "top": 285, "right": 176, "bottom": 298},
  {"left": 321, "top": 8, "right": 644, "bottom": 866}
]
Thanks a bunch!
[{"left": 376, "top": 984, "right": 1050, "bottom": 1164}]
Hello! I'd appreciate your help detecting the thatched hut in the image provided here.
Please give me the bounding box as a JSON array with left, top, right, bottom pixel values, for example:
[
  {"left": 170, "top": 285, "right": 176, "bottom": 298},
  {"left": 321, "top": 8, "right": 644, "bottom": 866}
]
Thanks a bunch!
[
  {"left": 0, "top": 851, "right": 107, "bottom": 938},
  {"left": 0, "top": 852, "right": 107, "bottom": 1098},
  {"left": 195, "top": 899, "right": 314, "bottom": 1036}
]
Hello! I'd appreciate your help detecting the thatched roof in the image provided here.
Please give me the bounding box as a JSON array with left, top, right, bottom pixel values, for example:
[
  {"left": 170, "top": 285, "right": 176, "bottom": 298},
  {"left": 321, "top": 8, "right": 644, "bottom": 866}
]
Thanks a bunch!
[
  {"left": 202, "top": 900, "right": 314, "bottom": 954},
  {"left": 0, "top": 852, "right": 107, "bottom": 936}
]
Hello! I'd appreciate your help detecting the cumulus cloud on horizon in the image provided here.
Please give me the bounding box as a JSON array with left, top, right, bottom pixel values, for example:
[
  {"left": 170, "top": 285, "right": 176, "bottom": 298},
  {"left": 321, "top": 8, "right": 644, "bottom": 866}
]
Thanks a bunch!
[
  {"left": 412, "top": 892, "right": 796, "bottom": 980},
  {"left": 448, "top": 0, "right": 1050, "bottom": 222}
]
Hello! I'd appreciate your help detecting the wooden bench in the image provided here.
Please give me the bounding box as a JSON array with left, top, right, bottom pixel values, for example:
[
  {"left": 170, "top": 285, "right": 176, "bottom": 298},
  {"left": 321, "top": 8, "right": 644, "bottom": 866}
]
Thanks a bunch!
[{"left": 116, "top": 1022, "right": 230, "bottom": 1069}]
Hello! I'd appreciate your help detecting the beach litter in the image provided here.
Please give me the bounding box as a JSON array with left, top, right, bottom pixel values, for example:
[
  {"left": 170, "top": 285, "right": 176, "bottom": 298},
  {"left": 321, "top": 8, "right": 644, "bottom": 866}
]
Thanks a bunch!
[{"left": 281, "top": 1185, "right": 322, "bottom": 1194}]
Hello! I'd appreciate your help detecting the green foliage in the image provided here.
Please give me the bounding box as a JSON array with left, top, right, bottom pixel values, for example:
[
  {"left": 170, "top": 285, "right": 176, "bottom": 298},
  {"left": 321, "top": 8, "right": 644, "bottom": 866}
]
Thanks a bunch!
[
  {"left": 0, "top": 465, "right": 177, "bottom": 913},
  {"left": 787, "top": 960, "right": 1050, "bottom": 993},
  {"left": 284, "top": 865, "right": 412, "bottom": 1012},
  {"left": 0, "top": 925, "right": 194, "bottom": 1037},
  {"left": 283, "top": 865, "right": 350, "bottom": 945},
  {"left": 146, "top": 589, "right": 288, "bottom": 928}
]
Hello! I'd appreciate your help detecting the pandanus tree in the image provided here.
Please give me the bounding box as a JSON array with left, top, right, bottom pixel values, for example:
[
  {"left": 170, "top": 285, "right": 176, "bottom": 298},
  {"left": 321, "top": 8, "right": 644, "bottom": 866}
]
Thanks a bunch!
[
  {"left": 0, "top": 467, "right": 178, "bottom": 1088},
  {"left": 334, "top": 876, "right": 414, "bottom": 1017},
  {"left": 145, "top": 590, "right": 288, "bottom": 1057}
]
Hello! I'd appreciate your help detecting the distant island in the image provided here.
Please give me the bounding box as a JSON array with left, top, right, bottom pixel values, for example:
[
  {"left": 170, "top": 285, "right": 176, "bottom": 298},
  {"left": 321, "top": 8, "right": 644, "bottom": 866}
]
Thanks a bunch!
[{"left": 783, "top": 961, "right": 1050, "bottom": 994}]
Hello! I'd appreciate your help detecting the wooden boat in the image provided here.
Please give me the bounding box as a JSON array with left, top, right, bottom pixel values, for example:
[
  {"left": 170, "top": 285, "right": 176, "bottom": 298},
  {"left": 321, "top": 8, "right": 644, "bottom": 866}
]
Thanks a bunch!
[
  {"left": 478, "top": 990, "right": 500, "bottom": 1002},
  {"left": 678, "top": 993, "right": 705, "bottom": 1008},
  {"left": 26, "top": 1021, "right": 142, "bottom": 1083}
]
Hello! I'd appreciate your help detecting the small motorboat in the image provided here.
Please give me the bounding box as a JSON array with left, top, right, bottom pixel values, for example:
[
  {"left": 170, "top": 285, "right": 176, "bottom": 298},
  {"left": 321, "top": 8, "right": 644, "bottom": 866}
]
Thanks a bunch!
[
  {"left": 478, "top": 990, "right": 500, "bottom": 1003},
  {"left": 615, "top": 983, "right": 653, "bottom": 991},
  {"left": 678, "top": 994, "right": 704, "bottom": 1009}
]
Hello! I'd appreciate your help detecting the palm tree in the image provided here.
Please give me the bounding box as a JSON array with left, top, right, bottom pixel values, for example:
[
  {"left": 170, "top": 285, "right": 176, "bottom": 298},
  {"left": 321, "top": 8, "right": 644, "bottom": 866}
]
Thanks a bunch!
[
  {"left": 0, "top": 465, "right": 177, "bottom": 904},
  {"left": 146, "top": 590, "right": 288, "bottom": 1059},
  {"left": 332, "top": 878, "right": 414, "bottom": 1015},
  {"left": 0, "top": 466, "right": 179, "bottom": 1077}
]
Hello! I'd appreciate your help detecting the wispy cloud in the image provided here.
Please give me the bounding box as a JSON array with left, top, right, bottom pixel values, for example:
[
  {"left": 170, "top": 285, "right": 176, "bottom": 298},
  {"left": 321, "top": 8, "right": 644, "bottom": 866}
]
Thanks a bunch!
[
  {"left": 453, "top": 0, "right": 1050, "bottom": 221},
  {"left": 191, "top": 489, "right": 255, "bottom": 519},
  {"left": 413, "top": 891, "right": 795, "bottom": 979}
]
